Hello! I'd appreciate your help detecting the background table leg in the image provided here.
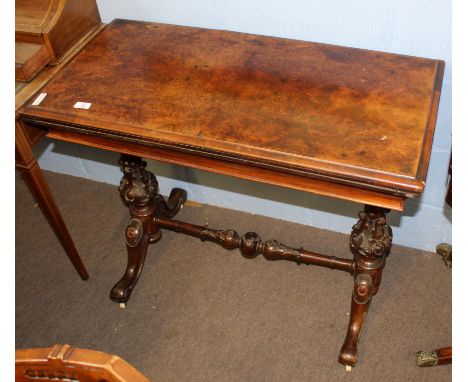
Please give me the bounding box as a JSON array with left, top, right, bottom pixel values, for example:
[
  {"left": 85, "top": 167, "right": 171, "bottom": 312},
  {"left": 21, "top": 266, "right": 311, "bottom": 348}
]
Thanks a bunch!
[{"left": 16, "top": 121, "right": 88, "bottom": 280}]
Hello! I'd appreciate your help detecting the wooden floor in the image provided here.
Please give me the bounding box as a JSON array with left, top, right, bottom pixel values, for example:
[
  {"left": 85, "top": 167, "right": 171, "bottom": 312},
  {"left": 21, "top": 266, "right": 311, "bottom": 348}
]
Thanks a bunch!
[{"left": 15, "top": 171, "right": 451, "bottom": 382}]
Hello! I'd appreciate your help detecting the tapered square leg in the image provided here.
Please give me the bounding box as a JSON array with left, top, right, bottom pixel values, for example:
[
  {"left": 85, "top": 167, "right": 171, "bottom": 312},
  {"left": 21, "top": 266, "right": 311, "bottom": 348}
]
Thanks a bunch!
[
  {"left": 339, "top": 205, "right": 392, "bottom": 368},
  {"left": 16, "top": 120, "right": 88, "bottom": 280}
]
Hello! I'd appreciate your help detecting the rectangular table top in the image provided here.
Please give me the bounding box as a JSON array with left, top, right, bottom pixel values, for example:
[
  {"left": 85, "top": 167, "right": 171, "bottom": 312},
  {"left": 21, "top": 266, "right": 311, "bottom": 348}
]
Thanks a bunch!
[{"left": 20, "top": 19, "right": 444, "bottom": 199}]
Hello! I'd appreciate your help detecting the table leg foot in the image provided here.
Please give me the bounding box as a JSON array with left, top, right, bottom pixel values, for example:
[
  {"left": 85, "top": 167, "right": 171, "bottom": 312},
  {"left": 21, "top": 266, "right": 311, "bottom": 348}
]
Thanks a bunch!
[
  {"left": 416, "top": 346, "right": 452, "bottom": 367},
  {"left": 338, "top": 205, "right": 392, "bottom": 367},
  {"left": 339, "top": 274, "right": 375, "bottom": 366},
  {"left": 110, "top": 216, "right": 151, "bottom": 304}
]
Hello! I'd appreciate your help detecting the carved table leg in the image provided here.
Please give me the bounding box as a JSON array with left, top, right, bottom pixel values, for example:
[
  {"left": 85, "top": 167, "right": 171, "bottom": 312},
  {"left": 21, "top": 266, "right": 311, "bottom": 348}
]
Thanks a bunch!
[
  {"left": 110, "top": 155, "right": 186, "bottom": 306},
  {"left": 16, "top": 120, "right": 89, "bottom": 280},
  {"left": 339, "top": 205, "right": 392, "bottom": 369}
]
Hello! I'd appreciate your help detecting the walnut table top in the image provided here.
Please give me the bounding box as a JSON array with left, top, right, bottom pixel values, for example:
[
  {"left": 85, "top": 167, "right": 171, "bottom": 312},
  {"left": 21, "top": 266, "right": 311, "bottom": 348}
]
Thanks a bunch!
[{"left": 19, "top": 19, "right": 444, "bottom": 211}]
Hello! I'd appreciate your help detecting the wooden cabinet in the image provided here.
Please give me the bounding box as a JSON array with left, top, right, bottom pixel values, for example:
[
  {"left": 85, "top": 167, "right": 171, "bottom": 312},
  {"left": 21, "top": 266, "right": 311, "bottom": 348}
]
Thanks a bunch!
[{"left": 15, "top": 0, "right": 101, "bottom": 82}]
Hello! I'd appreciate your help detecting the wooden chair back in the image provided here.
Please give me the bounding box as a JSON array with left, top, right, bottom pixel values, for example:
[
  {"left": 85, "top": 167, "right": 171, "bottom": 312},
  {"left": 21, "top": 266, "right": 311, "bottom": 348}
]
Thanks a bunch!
[{"left": 15, "top": 344, "right": 150, "bottom": 382}]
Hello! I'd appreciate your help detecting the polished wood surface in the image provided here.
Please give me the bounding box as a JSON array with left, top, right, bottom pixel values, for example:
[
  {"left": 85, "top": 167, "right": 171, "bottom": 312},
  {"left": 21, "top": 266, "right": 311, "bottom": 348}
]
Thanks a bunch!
[
  {"left": 15, "top": 42, "right": 51, "bottom": 82},
  {"left": 20, "top": 19, "right": 444, "bottom": 201},
  {"left": 110, "top": 154, "right": 391, "bottom": 368},
  {"left": 15, "top": 24, "right": 106, "bottom": 111},
  {"left": 340, "top": 205, "right": 392, "bottom": 367},
  {"left": 16, "top": 119, "right": 89, "bottom": 280},
  {"left": 15, "top": 2, "right": 104, "bottom": 279},
  {"left": 15, "top": 344, "right": 150, "bottom": 381},
  {"left": 44, "top": 125, "right": 406, "bottom": 211},
  {"left": 17, "top": 19, "right": 445, "bottom": 368},
  {"left": 15, "top": 0, "right": 101, "bottom": 63},
  {"left": 155, "top": 216, "right": 355, "bottom": 273},
  {"left": 15, "top": 0, "right": 62, "bottom": 34}
]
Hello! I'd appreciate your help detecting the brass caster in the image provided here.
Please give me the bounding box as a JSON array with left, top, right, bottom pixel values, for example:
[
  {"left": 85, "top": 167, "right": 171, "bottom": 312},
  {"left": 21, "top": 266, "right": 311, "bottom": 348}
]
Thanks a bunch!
[
  {"left": 436, "top": 243, "right": 452, "bottom": 268},
  {"left": 119, "top": 302, "right": 127, "bottom": 309},
  {"left": 416, "top": 351, "right": 437, "bottom": 367},
  {"left": 345, "top": 365, "right": 353, "bottom": 372}
]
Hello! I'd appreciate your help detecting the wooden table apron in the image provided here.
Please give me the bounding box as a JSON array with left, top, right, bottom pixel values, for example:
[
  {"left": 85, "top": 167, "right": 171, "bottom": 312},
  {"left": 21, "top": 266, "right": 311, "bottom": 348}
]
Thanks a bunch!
[{"left": 17, "top": 19, "right": 444, "bottom": 369}]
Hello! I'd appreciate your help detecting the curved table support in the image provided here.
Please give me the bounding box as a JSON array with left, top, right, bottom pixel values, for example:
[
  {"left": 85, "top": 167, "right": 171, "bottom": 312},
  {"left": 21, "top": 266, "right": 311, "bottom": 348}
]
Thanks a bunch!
[
  {"left": 110, "top": 155, "right": 187, "bottom": 305},
  {"left": 111, "top": 155, "right": 395, "bottom": 368},
  {"left": 339, "top": 205, "right": 392, "bottom": 368}
]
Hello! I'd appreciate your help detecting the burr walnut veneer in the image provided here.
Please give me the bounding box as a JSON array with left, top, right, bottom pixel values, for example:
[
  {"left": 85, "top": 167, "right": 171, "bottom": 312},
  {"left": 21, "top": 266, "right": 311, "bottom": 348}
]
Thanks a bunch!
[{"left": 18, "top": 19, "right": 444, "bottom": 369}]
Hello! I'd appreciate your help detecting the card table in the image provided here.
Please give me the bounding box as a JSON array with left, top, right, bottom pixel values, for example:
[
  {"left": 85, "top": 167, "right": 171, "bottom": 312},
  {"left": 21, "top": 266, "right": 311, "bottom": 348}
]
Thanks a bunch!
[{"left": 17, "top": 19, "right": 444, "bottom": 368}]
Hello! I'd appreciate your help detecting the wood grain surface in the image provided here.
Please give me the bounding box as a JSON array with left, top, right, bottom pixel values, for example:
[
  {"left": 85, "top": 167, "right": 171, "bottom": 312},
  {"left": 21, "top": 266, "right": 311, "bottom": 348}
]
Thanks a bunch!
[
  {"left": 16, "top": 344, "right": 150, "bottom": 381},
  {"left": 15, "top": 0, "right": 101, "bottom": 63},
  {"left": 20, "top": 19, "right": 444, "bottom": 198},
  {"left": 15, "top": 42, "right": 51, "bottom": 82}
]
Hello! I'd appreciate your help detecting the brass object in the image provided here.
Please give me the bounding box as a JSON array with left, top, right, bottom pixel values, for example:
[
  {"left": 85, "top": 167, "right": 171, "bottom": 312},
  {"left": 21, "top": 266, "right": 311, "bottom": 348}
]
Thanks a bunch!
[
  {"left": 416, "top": 350, "right": 438, "bottom": 367},
  {"left": 436, "top": 243, "right": 452, "bottom": 268}
]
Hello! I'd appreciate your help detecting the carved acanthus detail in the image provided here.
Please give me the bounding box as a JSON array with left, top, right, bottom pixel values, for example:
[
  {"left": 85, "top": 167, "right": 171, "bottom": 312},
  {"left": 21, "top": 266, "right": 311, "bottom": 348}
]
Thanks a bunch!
[
  {"left": 112, "top": 154, "right": 187, "bottom": 305},
  {"left": 118, "top": 155, "right": 158, "bottom": 206},
  {"left": 349, "top": 208, "right": 392, "bottom": 270}
]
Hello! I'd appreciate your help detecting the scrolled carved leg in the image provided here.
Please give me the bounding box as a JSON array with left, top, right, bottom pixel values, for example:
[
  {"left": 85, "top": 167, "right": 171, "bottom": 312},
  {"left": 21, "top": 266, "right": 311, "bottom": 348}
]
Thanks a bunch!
[
  {"left": 154, "top": 188, "right": 187, "bottom": 218},
  {"left": 110, "top": 155, "right": 186, "bottom": 305},
  {"left": 110, "top": 213, "right": 154, "bottom": 305},
  {"left": 339, "top": 205, "right": 392, "bottom": 368}
]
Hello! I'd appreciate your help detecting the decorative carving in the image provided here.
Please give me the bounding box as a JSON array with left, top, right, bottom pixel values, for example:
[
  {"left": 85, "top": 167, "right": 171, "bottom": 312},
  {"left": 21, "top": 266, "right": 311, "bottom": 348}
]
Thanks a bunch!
[
  {"left": 263, "top": 239, "right": 302, "bottom": 263},
  {"left": 239, "top": 232, "right": 261, "bottom": 258},
  {"left": 353, "top": 273, "right": 373, "bottom": 304},
  {"left": 111, "top": 154, "right": 187, "bottom": 305},
  {"left": 200, "top": 228, "right": 304, "bottom": 262},
  {"left": 156, "top": 218, "right": 354, "bottom": 273},
  {"left": 349, "top": 208, "right": 392, "bottom": 270},
  {"left": 118, "top": 155, "right": 158, "bottom": 206},
  {"left": 125, "top": 218, "right": 143, "bottom": 247},
  {"left": 201, "top": 229, "right": 240, "bottom": 250},
  {"left": 198, "top": 230, "right": 304, "bottom": 263},
  {"left": 154, "top": 188, "right": 187, "bottom": 218},
  {"left": 25, "top": 369, "right": 77, "bottom": 380},
  {"left": 339, "top": 206, "right": 393, "bottom": 368}
]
